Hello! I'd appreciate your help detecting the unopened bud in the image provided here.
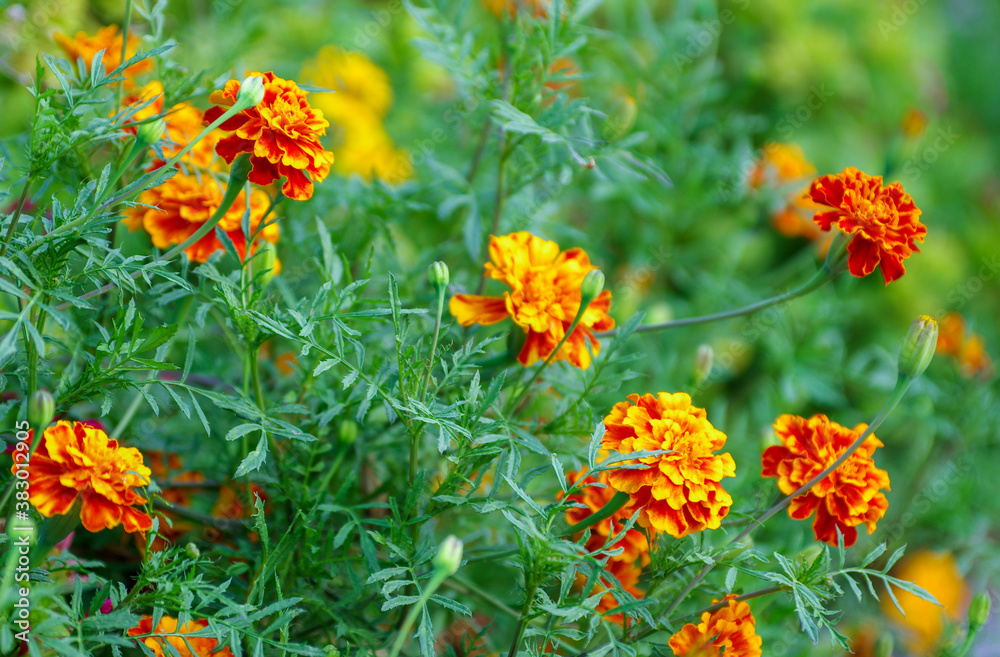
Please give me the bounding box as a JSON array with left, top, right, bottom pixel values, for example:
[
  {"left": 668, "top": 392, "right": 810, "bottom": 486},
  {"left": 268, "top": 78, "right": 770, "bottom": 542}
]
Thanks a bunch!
[
  {"left": 693, "top": 345, "right": 714, "bottom": 387},
  {"left": 28, "top": 389, "right": 55, "bottom": 429},
  {"left": 136, "top": 118, "right": 167, "bottom": 146},
  {"left": 898, "top": 315, "right": 938, "bottom": 379},
  {"left": 969, "top": 591, "right": 991, "bottom": 630},
  {"left": 185, "top": 542, "right": 201, "bottom": 559},
  {"left": 428, "top": 261, "right": 450, "bottom": 291},
  {"left": 251, "top": 241, "right": 278, "bottom": 288},
  {"left": 874, "top": 633, "right": 894, "bottom": 657},
  {"left": 338, "top": 420, "right": 358, "bottom": 445},
  {"left": 236, "top": 75, "right": 266, "bottom": 109},
  {"left": 433, "top": 535, "right": 463, "bottom": 575},
  {"left": 580, "top": 269, "right": 605, "bottom": 306}
]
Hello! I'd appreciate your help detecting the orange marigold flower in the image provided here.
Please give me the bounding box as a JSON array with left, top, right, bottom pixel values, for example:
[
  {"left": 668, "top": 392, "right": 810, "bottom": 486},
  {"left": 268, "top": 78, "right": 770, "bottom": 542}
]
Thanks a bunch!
[
  {"left": 748, "top": 142, "right": 816, "bottom": 190},
  {"left": 562, "top": 468, "right": 649, "bottom": 624},
  {"left": 159, "top": 102, "right": 223, "bottom": 169},
  {"left": 668, "top": 595, "right": 763, "bottom": 657},
  {"left": 54, "top": 26, "right": 152, "bottom": 86},
  {"left": 935, "top": 312, "right": 994, "bottom": 378},
  {"left": 123, "top": 172, "right": 279, "bottom": 263},
  {"left": 901, "top": 108, "right": 928, "bottom": 139},
  {"left": 936, "top": 312, "right": 966, "bottom": 357},
  {"left": 762, "top": 414, "right": 890, "bottom": 547},
  {"left": 881, "top": 549, "right": 967, "bottom": 654},
  {"left": 601, "top": 393, "right": 735, "bottom": 539},
  {"left": 449, "top": 232, "right": 614, "bottom": 369},
  {"left": 12, "top": 421, "right": 152, "bottom": 533},
  {"left": 128, "top": 615, "right": 234, "bottom": 657},
  {"left": 203, "top": 71, "right": 335, "bottom": 201},
  {"left": 808, "top": 167, "right": 926, "bottom": 284},
  {"left": 483, "top": 0, "right": 553, "bottom": 18}
]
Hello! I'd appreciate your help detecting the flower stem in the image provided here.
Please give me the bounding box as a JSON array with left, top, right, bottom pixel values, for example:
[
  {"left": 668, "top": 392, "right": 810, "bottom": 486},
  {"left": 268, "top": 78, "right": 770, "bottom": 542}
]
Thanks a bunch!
[
  {"left": 387, "top": 571, "right": 449, "bottom": 657},
  {"left": 605, "top": 267, "right": 835, "bottom": 337},
  {"left": 506, "top": 578, "right": 538, "bottom": 657},
  {"left": 0, "top": 176, "right": 34, "bottom": 259},
  {"left": 659, "top": 374, "right": 914, "bottom": 622},
  {"left": 421, "top": 287, "right": 446, "bottom": 402}
]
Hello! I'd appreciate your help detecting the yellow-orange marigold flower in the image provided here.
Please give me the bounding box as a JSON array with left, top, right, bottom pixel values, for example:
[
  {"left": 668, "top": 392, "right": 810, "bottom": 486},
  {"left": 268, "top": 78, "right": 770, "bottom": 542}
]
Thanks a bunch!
[
  {"left": 762, "top": 414, "right": 890, "bottom": 547},
  {"left": 748, "top": 142, "right": 816, "bottom": 190},
  {"left": 123, "top": 172, "right": 279, "bottom": 264},
  {"left": 13, "top": 421, "right": 152, "bottom": 533},
  {"left": 935, "top": 312, "right": 994, "bottom": 378},
  {"left": 301, "top": 46, "right": 394, "bottom": 124},
  {"left": 901, "top": 108, "right": 928, "bottom": 139},
  {"left": 54, "top": 26, "right": 151, "bottom": 86},
  {"left": 204, "top": 71, "right": 335, "bottom": 201},
  {"left": 334, "top": 117, "right": 414, "bottom": 184},
  {"left": 483, "top": 0, "right": 553, "bottom": 18},
  {"left": 809, "top": 167, "right": 926, "bottom": 284},
  {"left": 668, "top": 595, "right": 763, "bottom": 657},
  {"left": 120, "top": 80, "right": 165, "bottom": 131},
  {"left": 128, "top": 615, "right": 234, "bottom": 657},
  {"left": 450, "top": 232, "right": 614, "bottom": 369},
  {"left": 601, "top": 393, "right": 735, "bottom": 539},
  {"left": 882, "top": 549, "right": 967, "bottom": 654},
  {"left": 562, "top": 468, "right": 649, "bottom": 624},
  {"left": 158, "top": 102, "right": 222, "bottom": 169}
]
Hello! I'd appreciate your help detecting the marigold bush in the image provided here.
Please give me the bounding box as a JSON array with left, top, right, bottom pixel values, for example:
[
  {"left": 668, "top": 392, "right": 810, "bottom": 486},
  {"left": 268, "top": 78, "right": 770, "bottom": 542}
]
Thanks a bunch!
[{"left": 0, "top": 2, "right": 997, "bottom": 657}]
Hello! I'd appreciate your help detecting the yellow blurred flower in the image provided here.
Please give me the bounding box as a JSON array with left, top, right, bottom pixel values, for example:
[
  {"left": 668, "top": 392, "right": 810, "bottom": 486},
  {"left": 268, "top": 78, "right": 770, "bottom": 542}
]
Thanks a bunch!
[
  {"left": 54, "top": 25, "right": 151, "bottom": 88},
  {"left": 883, "top": 550, "right": 967, "bottom": 654}
]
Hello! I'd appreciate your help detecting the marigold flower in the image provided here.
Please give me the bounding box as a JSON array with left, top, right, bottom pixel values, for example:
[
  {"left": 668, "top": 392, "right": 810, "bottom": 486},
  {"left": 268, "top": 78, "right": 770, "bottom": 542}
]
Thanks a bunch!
[
  {"left": 808, "top": 167, "right": 926, "bottom": 284},
  {"left": 301, "top": 46, "right": 394, "bottom": 124},
  {"left": 936, "top": 313, "right": 994, "bottom": 378},
  {"left": 159, "top": 102, "right": 223, "bottom": 169},
  {"left": 668, "top": 595, "right": 763, "bottom": 657},
  {"left": 54, "top": 26, "right": 152, "bottom": 86},
  {"left": 901, "top": 108, "right": 928, "bottom": 138},
  {"left": 450, "top": 232, "right": 614, "bottom": 369},
  {"left": 562, "top": 468, "right": 649, "bottom": 624},
  {"left": 12, "top": 421, "right": 152, "bottom": 533},
  {"left": 881, "top": 550, "right": 967, "bottom": 654},
  {"left": 128, "top": 615, "right": 235, "bottom": 657},
  {"left": 123, "top": 171, "right": 279, "bottom": 264},
  {"left": 601, "top": 393, "right": 735, "bottom": 539},
  {"left": 334, "top": 117, "right": 414, "bottom": 184},
  {"left": 762, "top": 414, "right": 890, "bottom": 547},
  {"left": 203, "top": 71, "right": 335, "bottom": 201},
  {"left": 120, "top": 80, "right": 165, "bottom": 130},
  {"left": 483, "top": 0, "right": 553, "bottom": 18},
  {"left": 748, "top": 142, "right": 816, "bottom": 190}
]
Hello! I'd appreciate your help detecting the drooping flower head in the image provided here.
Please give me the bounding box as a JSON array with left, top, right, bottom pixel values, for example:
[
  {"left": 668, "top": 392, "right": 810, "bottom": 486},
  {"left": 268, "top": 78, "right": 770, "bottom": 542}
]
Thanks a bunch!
[
  {"left": 128, "top": 616, "right": 235, "bottom": 657},
  {"left": 668, "top": 595, "right": 763, "bottom": 657},
  {"left": 808, "top": 167, "right": 926, "bottom": 284},
  {"left": 123, "top": 172, "right": 279, "bottom": 264},
  {"left": 450, "top": 232, "right": 615, "bottom": 369},
  {"left": 54, "top": 26, "right": 152, "bottom": 86},
  {"left": 562, "top": 468, "right": 650, "bottom": 624},
  {"left": 601, "top": 393, "right": 735, "bottom": 539},
  {"left": 12, "top": 421, "right": 152, "bottom": 533},
  {"left": 203, "top": 71, "right": 336, "bottom": 201},
  {"left": 762, "top": 414, "right": 890, "bottom": 547},
  {"left": 881, "top": 550, "right": 967, "bottom": 654}
]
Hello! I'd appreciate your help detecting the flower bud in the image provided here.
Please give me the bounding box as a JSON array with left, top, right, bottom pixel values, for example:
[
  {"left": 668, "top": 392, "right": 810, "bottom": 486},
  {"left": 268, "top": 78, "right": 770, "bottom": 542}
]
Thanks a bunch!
[
  {"left": 185, "top": 542, "right": 201, "bottom": 559},
  {"left": 251, "top": 241, "right": 278, "bottom": 288},
  {"left": 338, "top": 420, "right": 358, "bottom": 445},
  {"left": 604, "top": 95, "right": 638, "bottom": 141},
  {"left": 236, "top": 75, "right": 266, "bottom": 109},
  {"left": 969, "top": 591, "right": 991, "bottom": 631},
  {"left": 898, "top": 315, "right": 938, "bottom": 379},
  {"left": 874, "top": 633, "right": 894, "bottom": 657},
  {"left": 821, "top": 231, "right": 851, "bottom": 276},
  {"left": 428, "top": 261, "right": 450, "bottom": 292},
  {"left": 693, "top": 344, "right": 714, "bottom": 387},
  {"left": 28, "top": 389, "right": 55, "bottom": 430},
  {"left": 136, "top": 118, "right": 167, "bottom": 147},
  {"left": 580, "top": 269, "right": 605, "bottom": 307},
  {"left": 433, "top": 535, "right": 463, "bottom": 575}
]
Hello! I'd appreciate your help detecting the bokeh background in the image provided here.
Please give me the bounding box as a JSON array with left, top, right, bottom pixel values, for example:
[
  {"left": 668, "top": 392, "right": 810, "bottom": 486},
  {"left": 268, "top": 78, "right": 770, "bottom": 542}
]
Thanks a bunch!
[{"left": 1, "top": 0, "right": 998, "bottom": 655}]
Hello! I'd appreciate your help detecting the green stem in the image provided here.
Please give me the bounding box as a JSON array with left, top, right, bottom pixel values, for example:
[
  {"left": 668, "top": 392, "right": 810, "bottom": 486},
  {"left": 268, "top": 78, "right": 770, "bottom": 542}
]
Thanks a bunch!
[
  {"left": 249, "top": 345, "right": 265, "bottom": 411},
  {"left": 1, "top": 176, "right": 34, "bottom": 258},
  {"left": 387, "top": 571, "right": 449, "bottom": 657},
  {"left": 421, "top": 289, "right": 446, "bottom": 402},
  {"left": 116, "top": 0, "right": 133, "bottom": 112},
  {"left": 606, "top": 267, "right": 834, "bottom": 337},
  {"left": 659, "top": 375, "right": 914, "bottom": 622},
  {"left": 956, "top": 624, "right": 982, "bottom": 657},
  {"left": 506, "top": 579, "right": 538, "bottom": 657}
]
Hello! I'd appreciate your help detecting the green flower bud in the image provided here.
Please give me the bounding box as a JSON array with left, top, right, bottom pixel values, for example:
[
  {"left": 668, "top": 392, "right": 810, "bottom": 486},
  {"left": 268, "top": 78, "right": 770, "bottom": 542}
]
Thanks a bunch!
[
  {"left": 338, "top": 420, "right": 358, "bottom": 445},
  {"left": 874, "top": 633, "right": 894, "bottom": 657},
  {"left": 136, "top": 118, "right": 167, "bottom": 147},
  {"left": 433, "top": 535, "right": 463, "bottom": 575},
  {"left": 236, "top": 75, "right": 266, "bottom": 109},
  {"left": 185, "top": 542, "right": 201, "bottom": 559},
  {"left": 28, "top": 389, "right": 55, "bottom": 430},
  {"left": 693, "top": 344, "right": 714, "bottom": 387},
  {"left": 428, "top": 261, "right": 450, "bottom": 291},
  {"left": 603, "top": 95, "right": 638, "bottom": 141},
  {"left": 969, "top": 591, "right": 991, "bottom": 630},
  {"left": 251, "top": 241, "right": 278, "bottom": 288},
  {"left": 821, "top": 231, "right": 851, "bottom": 276},
  {"left": 898, "top": 315, "right": 938, "bottom": 379},
  {"left": 580, "top": 269, "right": 605, "bottom": 306}
]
